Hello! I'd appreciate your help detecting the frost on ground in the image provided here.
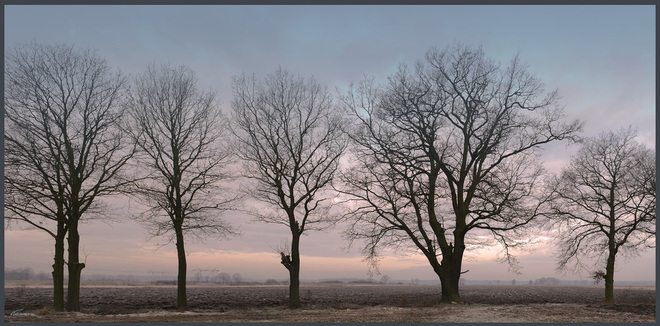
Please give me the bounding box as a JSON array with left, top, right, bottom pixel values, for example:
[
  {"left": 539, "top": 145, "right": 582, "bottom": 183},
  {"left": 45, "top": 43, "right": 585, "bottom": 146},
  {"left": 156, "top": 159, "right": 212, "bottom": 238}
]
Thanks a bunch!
[
  {"left": 5, "top": 304, "right": 656, "bottom": 323},
  {"left": 4, "top": 284, "right": 655, "bottom": 323}
]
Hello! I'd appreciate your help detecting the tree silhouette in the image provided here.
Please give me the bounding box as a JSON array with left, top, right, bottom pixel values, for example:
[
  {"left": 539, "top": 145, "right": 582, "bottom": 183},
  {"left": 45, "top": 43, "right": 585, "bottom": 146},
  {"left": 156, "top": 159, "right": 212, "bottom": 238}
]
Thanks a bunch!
[
  {"left": 4, "top": 42, "right": 134, "bottom": 311},
  {"left": 549, "top": 127, "right": 655, "bottom": 303},
  {"left": 231, "top": 68, "right": 347, "bottom": 308},
  {"left": 125, "top": 63, "right": 238, "bottom": 311},
  {"left": 338, "top": 43, "right": 581, "bottom": 303}
]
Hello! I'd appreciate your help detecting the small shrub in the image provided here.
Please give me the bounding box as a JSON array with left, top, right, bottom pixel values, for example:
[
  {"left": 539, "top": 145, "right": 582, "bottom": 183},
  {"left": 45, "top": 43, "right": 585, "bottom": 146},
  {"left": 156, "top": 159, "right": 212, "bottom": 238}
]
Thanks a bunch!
[
  {"left": 153, "top": 280, "right": 176, "bottom": 285},
  {"left": 591, "top": 271, "right": 606, "bottom": 285},
  {"left": 37, "top": 306, "right": 56, "bottom": 316}
]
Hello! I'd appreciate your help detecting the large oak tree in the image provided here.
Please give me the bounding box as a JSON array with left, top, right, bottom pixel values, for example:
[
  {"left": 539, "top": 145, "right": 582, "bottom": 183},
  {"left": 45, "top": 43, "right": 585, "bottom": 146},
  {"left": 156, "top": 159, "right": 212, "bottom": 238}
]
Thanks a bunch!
[{"left": 338, "top": 43, "right": 582, "bottom": 303}]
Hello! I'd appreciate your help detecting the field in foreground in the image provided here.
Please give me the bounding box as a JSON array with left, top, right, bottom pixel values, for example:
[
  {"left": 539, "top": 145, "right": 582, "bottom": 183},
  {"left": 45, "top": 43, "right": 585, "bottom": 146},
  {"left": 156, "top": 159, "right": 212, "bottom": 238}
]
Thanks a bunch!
[{"left": 4, "top": 283, "right": 656, "bottom": 323}]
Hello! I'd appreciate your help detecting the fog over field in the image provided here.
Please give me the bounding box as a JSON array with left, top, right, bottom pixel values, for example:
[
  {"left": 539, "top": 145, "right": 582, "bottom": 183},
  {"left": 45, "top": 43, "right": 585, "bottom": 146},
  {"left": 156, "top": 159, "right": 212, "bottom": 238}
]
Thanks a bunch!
[{"left": 3, "top": 4, "right": 655, "bottom": 287}]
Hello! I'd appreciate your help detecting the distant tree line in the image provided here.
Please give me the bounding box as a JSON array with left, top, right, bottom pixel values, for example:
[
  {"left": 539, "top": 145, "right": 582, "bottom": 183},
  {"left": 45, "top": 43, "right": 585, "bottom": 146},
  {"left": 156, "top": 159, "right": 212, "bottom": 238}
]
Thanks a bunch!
[
  {"left": 4, "top": 268, "right": 51, "bottom": 281},
  {"left": 193, "top": 272, "right": 243, "bottom": 284},
  {"left": 533, "top": 277, "right": 561, "bottom": 285},
  {"left": 4, "top": 41, "right": 654, "bottom": 311}
]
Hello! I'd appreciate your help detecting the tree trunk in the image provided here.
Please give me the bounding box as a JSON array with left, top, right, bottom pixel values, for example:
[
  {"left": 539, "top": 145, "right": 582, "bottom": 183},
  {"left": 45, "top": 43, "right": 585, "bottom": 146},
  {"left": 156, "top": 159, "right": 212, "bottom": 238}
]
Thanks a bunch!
[
  {"left": 66, "top": 223, "right": 85, "bottom": 312},
  {"left": 439, "top": 272, "right": 461, "bottom": 303},
  {"left": 52, "top": 230, "right": 66, "bottom": 311},
  {"left": 437, "top": 240, "right": 465, "bottom": 303},
  {"left": 604, "top": 201, "right": 617, "bottom": 304},
  {"left": 288, "top": 233, "right": 302, "bottom": 309},
  {"left": 604, "top": 250, "right": 616, "bottom": 304},
  {"left": 175, "top": 229, "right": 188, "bottom": 311}
]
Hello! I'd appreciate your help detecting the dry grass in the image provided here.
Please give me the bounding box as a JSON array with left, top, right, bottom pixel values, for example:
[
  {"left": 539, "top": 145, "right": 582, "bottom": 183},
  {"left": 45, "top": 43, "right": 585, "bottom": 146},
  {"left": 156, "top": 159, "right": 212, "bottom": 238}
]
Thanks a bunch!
[{"left": 35, "top": 306, "right": 56, "bottom": 316}]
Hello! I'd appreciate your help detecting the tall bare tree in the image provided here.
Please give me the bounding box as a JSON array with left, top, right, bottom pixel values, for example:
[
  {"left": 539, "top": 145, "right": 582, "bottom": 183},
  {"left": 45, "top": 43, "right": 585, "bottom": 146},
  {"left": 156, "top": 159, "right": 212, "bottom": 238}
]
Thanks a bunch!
[
  {"left": 4, "top": 42, "right": 133, "bottom": 311},
  {"left": 549, "top": 127, "right": 655, "bottom": 303},
  {"left": 4, "top": 134, "right": 68, "bottom": 311},
  {"left": 125, "top": 63, "right": 237, "bottom": 311},
  {"left": 338, "top": 43, "right": 582, "bottom": 303},
  {"left": 231, "top": 68, "right": 346, "bottom": 309}
]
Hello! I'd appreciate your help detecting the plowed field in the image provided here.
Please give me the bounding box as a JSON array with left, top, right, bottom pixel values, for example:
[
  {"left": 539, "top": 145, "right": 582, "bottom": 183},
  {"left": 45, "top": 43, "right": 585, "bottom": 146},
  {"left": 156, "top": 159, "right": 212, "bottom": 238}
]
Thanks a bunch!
[{"left": 4, "top": 283, "right": 655, "bottom": 323}]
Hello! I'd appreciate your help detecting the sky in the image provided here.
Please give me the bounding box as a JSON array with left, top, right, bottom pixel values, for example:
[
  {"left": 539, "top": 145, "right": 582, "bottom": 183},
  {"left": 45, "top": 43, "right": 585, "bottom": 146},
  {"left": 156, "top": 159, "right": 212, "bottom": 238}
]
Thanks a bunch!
[{"left": 3, "top": 5, "right": 655, "bottom": 283}]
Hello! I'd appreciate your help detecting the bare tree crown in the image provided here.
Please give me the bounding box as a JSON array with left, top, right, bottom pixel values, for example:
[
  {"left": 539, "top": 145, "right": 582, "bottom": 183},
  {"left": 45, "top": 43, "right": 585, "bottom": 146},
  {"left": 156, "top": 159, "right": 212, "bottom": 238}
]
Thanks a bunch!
[
  {"left": 5, "top": 43, "right": 132, "bottom": 225},
  {"left": 231, "top": 68, "right": 347, "bottom": 232},
  {"left": 552, "top": 127, "right": 655, "bottom": 271},
  {"left": 337, "top": 43, "right": 582, "bottom": 302},
  {"left": 125, "top": 63, "right": 237, "bottom": 241}
]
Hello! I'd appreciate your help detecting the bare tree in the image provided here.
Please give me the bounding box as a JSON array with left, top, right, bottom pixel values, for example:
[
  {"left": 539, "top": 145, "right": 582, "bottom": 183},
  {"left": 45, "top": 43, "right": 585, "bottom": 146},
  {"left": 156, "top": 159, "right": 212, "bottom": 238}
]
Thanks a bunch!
[
  {"left": 4, "top": 42, "right": 133, "bottom": 311},
  {"left": 217, "top": 272, "right": 232, "bottom": 283},
  {"left": 125, "top": 63, "right": 238, "bottom": 311},
  {"left": 380, "top": 274, "right": 391, "bottom": 284},
  {"left": 231, "top": 68, "right": 347, "bottom": 309},
  {"left": 549, "top": 127, "right": 655, "bottom": 303},
  {"left": 337, "top": 43, "right": 582, "bottom": 303}
]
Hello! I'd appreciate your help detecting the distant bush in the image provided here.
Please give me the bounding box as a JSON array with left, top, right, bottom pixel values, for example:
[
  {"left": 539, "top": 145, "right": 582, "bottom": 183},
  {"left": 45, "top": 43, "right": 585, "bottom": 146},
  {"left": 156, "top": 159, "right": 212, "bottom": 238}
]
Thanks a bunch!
[
  {"left": 153, "top": 280, "right": 177, "bottom": 285},
  {"left": 348, "top": 279, "right": 376, "bottom": 284},
  {"left": 534, "top": 277, "right": 560, "bottom": 285},
  {"left": 318, "top": 280, "right": 345, "bottom": 284}
]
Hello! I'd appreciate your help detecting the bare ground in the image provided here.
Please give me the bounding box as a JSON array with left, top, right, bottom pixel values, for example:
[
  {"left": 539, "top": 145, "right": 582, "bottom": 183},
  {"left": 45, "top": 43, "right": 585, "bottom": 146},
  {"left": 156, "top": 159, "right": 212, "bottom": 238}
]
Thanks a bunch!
[{"left": 4, "top": 283, "right": 656, "bottom": 323}]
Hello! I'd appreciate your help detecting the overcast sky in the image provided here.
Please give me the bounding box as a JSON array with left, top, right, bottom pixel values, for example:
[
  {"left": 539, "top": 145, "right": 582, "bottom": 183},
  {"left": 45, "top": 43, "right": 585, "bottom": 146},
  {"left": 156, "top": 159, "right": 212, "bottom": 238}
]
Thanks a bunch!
[{"left": 4, "top": 5, "right": 655, "bottom": 283}]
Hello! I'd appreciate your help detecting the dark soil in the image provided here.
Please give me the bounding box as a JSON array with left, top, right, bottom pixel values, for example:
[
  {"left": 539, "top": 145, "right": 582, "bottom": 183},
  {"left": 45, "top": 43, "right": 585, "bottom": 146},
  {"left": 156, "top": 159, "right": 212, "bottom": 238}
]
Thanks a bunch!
[{"left": 4, "top": 284, "right": 655, "bottom": 322}]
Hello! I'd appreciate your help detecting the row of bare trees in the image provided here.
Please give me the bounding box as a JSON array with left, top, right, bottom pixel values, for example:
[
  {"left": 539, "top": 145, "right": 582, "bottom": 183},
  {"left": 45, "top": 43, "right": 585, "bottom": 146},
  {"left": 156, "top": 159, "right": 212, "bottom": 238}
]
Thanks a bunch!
[
  {"left": 335, "top": 44, "right": 653, "bottom": 304},
  {"left": 5, "top": 42, "right": 655, "bottom": 313},
  {"left": 336, "top": 45, "right": 584, "bottom": 303},
  {"left": 4, "top": 43, "right": 239, "bottom": 312}
]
